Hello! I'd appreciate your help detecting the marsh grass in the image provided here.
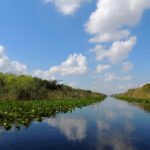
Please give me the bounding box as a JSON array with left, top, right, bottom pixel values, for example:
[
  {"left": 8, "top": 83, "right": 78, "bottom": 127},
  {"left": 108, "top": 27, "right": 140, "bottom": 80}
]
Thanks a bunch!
[
  {"left": 114, "top": 96, "right": 150, "bottom": 104},
  {"left": 113, "top": 83, "right": 150, "bottom": 104}
]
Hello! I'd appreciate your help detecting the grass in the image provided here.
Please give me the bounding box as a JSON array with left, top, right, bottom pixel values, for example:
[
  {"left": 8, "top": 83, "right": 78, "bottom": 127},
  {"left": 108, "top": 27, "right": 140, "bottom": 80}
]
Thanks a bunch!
[
  {"left": 114, "top": 95, "right": 150, "bottom": 104},
  {"left": 113, "top": 83, "right": 150, "bottom": 104},
  {"left": 0, "top": 96, "right": 106, "bottom": 130},
  {"left": 0, "top": 72, "right": 106, "bottom": 130},
  {"left": 113, "top": 95, "right": 150, "bottom": 113}
]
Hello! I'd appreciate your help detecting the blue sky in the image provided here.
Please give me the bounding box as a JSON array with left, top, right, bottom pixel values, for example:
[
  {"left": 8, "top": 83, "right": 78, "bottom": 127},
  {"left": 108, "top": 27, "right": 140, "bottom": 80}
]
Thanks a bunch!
[{"left": 0, "top": 0, "right": 150, "bottom": 94}]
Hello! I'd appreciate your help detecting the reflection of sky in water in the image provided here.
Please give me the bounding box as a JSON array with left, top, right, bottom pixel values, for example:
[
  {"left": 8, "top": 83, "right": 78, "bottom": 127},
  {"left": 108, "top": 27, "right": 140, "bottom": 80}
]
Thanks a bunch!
[
  {"left": 47, "top": 117, "right": 87, "bottom": 141},
  {"left": 0, "top": 97, "right": 150, "bottom": 150},
  {"left": 95, "top": 98, "right": 136, "bottom": 150}
]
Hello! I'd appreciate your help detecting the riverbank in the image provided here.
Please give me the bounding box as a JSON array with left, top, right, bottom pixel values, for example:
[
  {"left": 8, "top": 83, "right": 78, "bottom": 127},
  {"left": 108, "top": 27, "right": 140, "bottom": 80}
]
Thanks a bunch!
[
  {"left": 113, "top": 83, "right": 150, "bottom": 104},
  {"left": 0, "top": 96, "right": 106, "bottom": 130},
  {"left": 0, "top": 73, "right": 105, "bottom": 101},
  {"left": 113, "top": 95, "right": 150, "bottom": 104}
]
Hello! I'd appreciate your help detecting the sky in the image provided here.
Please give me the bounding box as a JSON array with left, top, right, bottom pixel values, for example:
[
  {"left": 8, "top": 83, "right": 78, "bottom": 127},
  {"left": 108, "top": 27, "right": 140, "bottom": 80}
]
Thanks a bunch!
[{"left": 0, "top": 0, "right": 150, "bottom": 94}]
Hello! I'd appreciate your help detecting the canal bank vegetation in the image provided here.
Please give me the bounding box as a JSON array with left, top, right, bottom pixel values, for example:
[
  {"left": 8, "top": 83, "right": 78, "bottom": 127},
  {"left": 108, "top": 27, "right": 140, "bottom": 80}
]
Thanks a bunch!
[
  {"left": 113, "top": 84, "right": 150, "bottom": 104},
  {"left": 0, "top": 73, "right": 105, "bottom": 101},
  {"left": 0, "top": 98, "right": 105, "bottom": 130},
  {"left": 0, "top": 73, "right": 106, "bottom": 130}
]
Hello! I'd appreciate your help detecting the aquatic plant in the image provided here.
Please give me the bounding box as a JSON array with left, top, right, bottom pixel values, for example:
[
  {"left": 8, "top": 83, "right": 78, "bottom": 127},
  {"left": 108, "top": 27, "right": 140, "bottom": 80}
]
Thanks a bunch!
[{"left": 0, "top": 96, "right": 106, "bottom": 130}]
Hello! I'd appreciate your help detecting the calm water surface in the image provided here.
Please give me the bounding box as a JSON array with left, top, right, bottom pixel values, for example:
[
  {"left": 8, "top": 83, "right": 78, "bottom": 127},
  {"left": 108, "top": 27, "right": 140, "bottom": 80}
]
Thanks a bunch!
[{"left": 0, "top": 97, "right": 150, "bottom": 150}]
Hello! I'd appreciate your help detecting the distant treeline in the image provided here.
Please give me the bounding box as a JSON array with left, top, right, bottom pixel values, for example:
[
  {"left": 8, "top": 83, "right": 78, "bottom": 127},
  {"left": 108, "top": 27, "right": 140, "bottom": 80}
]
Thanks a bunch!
[{"left": 0, "top": 73, "right": 105, "bottom": 101}]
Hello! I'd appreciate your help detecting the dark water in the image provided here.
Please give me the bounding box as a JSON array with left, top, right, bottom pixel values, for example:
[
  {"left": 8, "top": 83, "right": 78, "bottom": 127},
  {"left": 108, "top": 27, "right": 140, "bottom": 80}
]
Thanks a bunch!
[{"left": 0, "top": 97, "right": 150, "bottom": 150}]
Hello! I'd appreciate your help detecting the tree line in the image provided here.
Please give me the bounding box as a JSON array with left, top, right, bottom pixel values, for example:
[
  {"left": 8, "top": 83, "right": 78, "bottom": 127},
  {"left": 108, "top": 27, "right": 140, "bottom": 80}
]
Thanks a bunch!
[{"left": 0, "top": 73, "right": 104, "bottom": 101}]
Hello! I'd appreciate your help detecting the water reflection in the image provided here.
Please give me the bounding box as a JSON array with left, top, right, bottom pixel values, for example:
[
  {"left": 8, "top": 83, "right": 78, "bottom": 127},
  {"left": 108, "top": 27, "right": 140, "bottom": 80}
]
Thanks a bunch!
[
  {"left": 135, "top": 103, "right": 150, "bottom": 113},
  {"left": 0, "top": 97, "right": 150, "bottom": 150},
  {"left": 47, "top": 117, "right": 87, "bottom": 141},
  {"left": 96, "top": 128, "right": 136, "bottom": 150},
  {"left": 44, "top": 97, "right": 150, "bottom": 150},
  {"left": 94, "top": 97, "right": 150, "bottom": 150},
  {"left": 95, "top": 98, "right": 137, "bottom": 150}
]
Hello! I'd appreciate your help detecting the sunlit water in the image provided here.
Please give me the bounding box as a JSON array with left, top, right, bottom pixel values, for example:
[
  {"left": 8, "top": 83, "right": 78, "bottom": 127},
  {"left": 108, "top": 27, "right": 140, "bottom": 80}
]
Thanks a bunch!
[{"left": 0, "top": 97, "right": 150, "bottom": 150}]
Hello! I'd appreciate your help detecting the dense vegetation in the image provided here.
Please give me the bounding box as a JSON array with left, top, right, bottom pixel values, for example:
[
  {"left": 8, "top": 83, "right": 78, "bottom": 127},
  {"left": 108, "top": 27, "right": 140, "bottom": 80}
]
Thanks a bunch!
[
  {"left": 0, "top": 98, "right": 105, "bottom": 130},
  {"left": 0, "top": 73, "right": 105, "bottom": 101},
  {"left": 0, "top": 73, "right": 106, "bottom": 130},
  {"left": 114, "top": 84, "right": 150, "bottom": 103}
]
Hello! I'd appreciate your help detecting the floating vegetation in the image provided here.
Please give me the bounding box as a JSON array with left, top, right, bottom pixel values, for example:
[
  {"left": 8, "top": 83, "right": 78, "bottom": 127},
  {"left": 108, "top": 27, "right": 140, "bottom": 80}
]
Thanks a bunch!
[{"left": 0, "top": 97, "right": 105, "bottom": 130}]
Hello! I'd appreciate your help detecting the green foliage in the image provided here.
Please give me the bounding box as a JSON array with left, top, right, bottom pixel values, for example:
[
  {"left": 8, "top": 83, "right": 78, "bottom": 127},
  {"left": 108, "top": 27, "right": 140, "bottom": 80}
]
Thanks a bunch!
[
  {"left": 0, "top": 73, "right": 105, "bottom": 101},
  {"left": 113, "top": 83, "right": 150, "bottom": 103},
  {"left": 0, "top": 97, "right": 105, "bottom": 130},
  {"left": 0, "top": 73, "right": 107, "bottom": 130}
]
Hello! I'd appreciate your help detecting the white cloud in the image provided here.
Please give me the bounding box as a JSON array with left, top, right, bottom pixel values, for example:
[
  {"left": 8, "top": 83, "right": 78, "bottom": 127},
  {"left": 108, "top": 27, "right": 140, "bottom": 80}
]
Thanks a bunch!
[
  {"left": 84, "top": 0, "right": 150, "bottom": 93},
  {"left": 96, "top": 64, "right": 110, "bottom": 73},
  {"left": 32, "top": 69, "right": 56, "bottom": 80},
  {"left": 85, "top": 0, "right": 150, "bottom": 72},
  {"left": 85, "top": 0, "right": 150, "bottom": 35},
  {"left": 89, "top": 30, "right": 130, "bottom": 43},
  {"left": 10, "top": 61, "right": 27, "bottom": 75},
  {"left": 0, "top": 46, "right": 87, "bottom": 80},
  {"left": 91, "top": 36, "right": 136, "bottom": 64},
  {"left": 122, "top": 61, "right": 133, "bottom": 72},
  {"left": 33, "top": 53, "right": 87, "bottom": 79},
  {"left": 105, "top": 73, "right": 132, "bottom": 81},
  {"left": 50, "top": 53, "right": 87, "bottom": 75},
  {"left": 44, "top": 0, "right": 90, "bottom": 15},
  {"left": 0, "top": 45, "right": 27, "bottom": 75}
]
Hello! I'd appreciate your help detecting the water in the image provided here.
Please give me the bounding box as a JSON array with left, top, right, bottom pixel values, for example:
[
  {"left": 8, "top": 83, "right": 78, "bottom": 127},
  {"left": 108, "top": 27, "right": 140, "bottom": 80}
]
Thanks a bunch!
[{"left": 0, "top": 97, "right": 150, "bottom": 150}]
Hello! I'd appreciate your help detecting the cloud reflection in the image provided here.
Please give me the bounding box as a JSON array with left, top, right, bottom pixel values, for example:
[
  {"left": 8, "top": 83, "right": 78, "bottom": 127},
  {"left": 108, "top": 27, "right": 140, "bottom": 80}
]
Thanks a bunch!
[
  {"left": 95, "top": 98, "right": 137, "bottom": 150},
  {"left": 96, "top": 120, "right": 136, "bottom": 150},
  {"left": 47, "top": 117, "right": 87, "bottom": 141}
]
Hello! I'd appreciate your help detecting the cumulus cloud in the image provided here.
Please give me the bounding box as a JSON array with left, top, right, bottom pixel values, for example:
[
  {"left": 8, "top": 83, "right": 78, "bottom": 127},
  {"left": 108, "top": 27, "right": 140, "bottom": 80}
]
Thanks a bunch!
[
  {"left": 33, "top": 53, "right": 87, "bottom": 79},
  {"left": 86, "top": 0, "right": 150, "bottom": 76},
  {"left": 44, "top": 0, "right": 90, "bottom": 15},
  {"left": 0, "top": 45, "right": 87, "bottom": 80},
  {"left": 32, "top": 69, "right": 56, "bottom": 80},
  {"left": 122, "top": 61, "right": 133, "bottom": 72},
  {"left": 105, "top": 73, "right": 132, "bottom": 81},
  {"left": 89, "top": 30, "right": 130, "bottom": 43},
  {"left": 0, "top": 45, "right": 27, "bottom": 75},
  {"left": 96, "top": 64, "right": 110, "bottom": 73},
  {"left": 91, "top": 36, "right": 136, "bottom": 64},
  {"left": 85, "top": 0, "right": 150, "bottom": 35},
  {"left": 50, "top": 53, "right": 87, "bottom": 75}
]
